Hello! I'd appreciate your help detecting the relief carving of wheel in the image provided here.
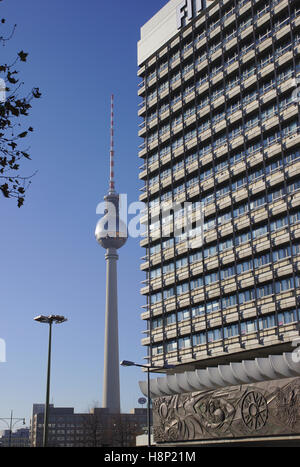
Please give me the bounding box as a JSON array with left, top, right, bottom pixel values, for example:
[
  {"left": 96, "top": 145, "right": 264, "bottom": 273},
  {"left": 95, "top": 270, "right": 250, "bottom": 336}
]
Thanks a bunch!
[{"left": 241, "top": 391, "right": 268, "bottom": 432}]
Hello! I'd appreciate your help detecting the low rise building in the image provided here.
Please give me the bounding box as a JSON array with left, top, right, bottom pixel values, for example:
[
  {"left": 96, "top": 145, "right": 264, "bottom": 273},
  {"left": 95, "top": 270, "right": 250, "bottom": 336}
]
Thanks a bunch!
[
  {"left": 30, "top": 404, "right": 147, "bottom": 447},
  {"left": 0, "top": 428, "right": 30, "bottom": 447}
]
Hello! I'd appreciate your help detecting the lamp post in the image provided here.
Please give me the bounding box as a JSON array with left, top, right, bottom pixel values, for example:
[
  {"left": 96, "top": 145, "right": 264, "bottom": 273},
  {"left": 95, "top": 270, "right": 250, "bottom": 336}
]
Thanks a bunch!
[
  {"left": 120, "top": 360, "right": 174, "bottom": 447},
  {"left": 0, "top": 411, "right": 25, "bottom": 447},
  {"left": 34, "top": 315, "right": 67, "bottom": 447}
]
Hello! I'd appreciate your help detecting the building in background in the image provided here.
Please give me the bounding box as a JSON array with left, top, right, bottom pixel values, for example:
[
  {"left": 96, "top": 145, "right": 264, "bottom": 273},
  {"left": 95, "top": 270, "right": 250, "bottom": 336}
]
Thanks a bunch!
[
  {"left": 137, "top": 0, "right": 300, "bottom": 445},
  {"left": 30, "top": 404, "right": 146, "bottom": 447},
  {"left": 0, "top": 428, "right": 30, "bottom": 447}
]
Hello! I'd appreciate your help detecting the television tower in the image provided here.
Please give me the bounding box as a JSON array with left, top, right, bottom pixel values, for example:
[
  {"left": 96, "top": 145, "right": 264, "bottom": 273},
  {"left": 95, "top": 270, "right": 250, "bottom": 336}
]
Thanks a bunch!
[{"left": 95, "top": 95, "right": 127, "bottom": 413}]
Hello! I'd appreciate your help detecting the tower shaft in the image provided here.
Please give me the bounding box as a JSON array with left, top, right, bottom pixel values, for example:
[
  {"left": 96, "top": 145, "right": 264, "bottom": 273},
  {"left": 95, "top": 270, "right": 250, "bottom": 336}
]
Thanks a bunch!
[{"left": 102, "top": 247, "right": 120, "bottom": 413}]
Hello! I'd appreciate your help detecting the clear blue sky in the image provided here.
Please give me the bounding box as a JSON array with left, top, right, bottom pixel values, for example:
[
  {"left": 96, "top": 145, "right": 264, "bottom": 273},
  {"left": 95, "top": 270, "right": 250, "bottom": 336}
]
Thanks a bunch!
[{"left": 0, "top": 0, "right": 167, "bottom": 427}]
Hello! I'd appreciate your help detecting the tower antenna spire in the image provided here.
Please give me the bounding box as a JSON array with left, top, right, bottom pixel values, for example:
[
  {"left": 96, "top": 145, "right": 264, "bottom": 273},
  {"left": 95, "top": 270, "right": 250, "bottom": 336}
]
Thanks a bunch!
[{"left": 109, "top": 94, "right": 115, "bottom": 194}]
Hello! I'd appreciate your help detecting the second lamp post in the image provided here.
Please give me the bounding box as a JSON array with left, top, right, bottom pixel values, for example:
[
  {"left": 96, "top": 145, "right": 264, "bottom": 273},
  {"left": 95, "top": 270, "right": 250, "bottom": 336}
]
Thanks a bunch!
[{"left": 120, "top": 360, "right": 173, "bottom": 447}]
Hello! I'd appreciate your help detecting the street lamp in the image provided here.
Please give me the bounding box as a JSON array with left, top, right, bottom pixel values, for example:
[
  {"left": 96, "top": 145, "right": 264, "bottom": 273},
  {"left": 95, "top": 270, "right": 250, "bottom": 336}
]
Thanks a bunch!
[
  {"left": 0, "top": 411, "right": 25, "bottom": 447},
  {"left": 120, "top": 360, "right": 174, "bottom": 447},
  {"left": 34, "top": 315, "right": 67, "bottom": 447}
]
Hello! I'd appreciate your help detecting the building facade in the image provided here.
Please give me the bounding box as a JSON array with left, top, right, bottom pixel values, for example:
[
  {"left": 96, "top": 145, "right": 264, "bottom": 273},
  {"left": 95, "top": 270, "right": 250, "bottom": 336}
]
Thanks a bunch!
[
  {"left": 30, "top": 404, "right": 147, "bottom": 447},
  {"left": 0, "top": 428, "right": 30, "bottom": 447},
  {"left": 138, "top": 0, "right": 300, "bottom": 445}
]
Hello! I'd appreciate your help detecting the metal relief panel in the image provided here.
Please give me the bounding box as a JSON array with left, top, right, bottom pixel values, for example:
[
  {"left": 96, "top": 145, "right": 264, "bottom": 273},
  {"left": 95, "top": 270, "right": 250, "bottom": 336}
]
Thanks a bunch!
[{"left": 152, "top": 377, "right": 300, "bottom": 443}]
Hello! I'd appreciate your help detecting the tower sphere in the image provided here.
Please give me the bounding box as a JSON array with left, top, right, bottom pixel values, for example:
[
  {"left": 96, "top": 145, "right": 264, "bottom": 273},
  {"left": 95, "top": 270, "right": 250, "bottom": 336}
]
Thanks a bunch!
[{"left": 95, "top": 213, "right": 127, "bottom": 250}]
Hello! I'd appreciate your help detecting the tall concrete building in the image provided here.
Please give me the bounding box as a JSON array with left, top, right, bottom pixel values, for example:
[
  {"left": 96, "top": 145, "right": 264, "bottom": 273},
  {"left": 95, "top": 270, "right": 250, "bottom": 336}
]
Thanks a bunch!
[
  {"left": 95, "top": 95, "right": 127, "bottom": 413},
  {"left": 137, "top": 0, "right": 300, "bottom": 445}
]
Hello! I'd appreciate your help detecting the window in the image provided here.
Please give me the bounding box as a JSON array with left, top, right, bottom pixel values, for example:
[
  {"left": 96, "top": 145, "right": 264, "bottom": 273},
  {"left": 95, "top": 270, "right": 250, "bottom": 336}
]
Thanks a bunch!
[
  {"left": 178, "top": 336, "right": 192, "bottom": 349},
  {"left": 164, "top": 287, "right": 175, "bottom": 300},
  {"left": 293, "top": 243, "right": 300, "bottom": 255},
  {"left": 237, "top": 259, "right": 252, "bottom": 274},
  {"left": 230, "top": 151, "right": 244, "bottom": 165},
  {"left": 186, "top": 152, "right": 198, "bottom": 165},
  {"left": 150, "top": 267, "right": 161, "bottom": 279},
  {"left": 190, "top": 250, "right": 202, "bottom": 263},
  {"left": 235, "top": 230, "right": 251, "bottom": 246},
  {"left": 150, "top": 292, "right": 162, "bottom": 304},
  {"left": 171, "top": 71, "right": 181, "bottom": 85},
  {"left": 265, "top": 158, "right": 282, "bottom": 175},
  {"left": 272, "top": 246, "right": 291, "bottom": 262},
  {"left": 285, "top": 150, "right": 300, "bottom": 165},
  {"left": 222, "top": 294, "right": 237, "bottom": 308},
  {"left": 239, "top": 289, "right": 255, "bottom": 304},
  {"left": 193, "top": 332, "right": 206, "bottom": 346},
  {"left": 282, "top": 119, "right": 298, "bottom": 137},
  {"left": 152, "top": 317, "right": 163, "bottom": 329},
  {"left": 215, "top": 159, "right": 228, "bottom": 173},
  {"left": 160, "top": 167, "right": 171, "bottom": 179},
  {"left": 185, "top": 128, "right": 197, "bottom": 142},
  {"left": 204, "top": 217, "right": 216, "bottom": 231},
  {"left": 191, "top": 277, "right": 203, "bottom": 290},
  {"left": 258, "top": 314, "right": 275, "bottom": 330},
  {"left": 224, "top": 323, "right": 239, "bottom": 338},
  {"left": 166, "top": 313, "right": 176, "bottom": 325},
  {"left": 166, "top": 339, "right": 177, "bottom": 352},
  {"left": 192, "top": 303, "right": 205, "bottom": 317},
  {"left": 241, "top": 319, "right": 256, "bottom": 335},
  {"left": 234, "top": 202, "right": 248, "bottom": 218},
  {"left": 162, "top": 238, "right": 174, "bottom": 250},
  {"left": 163, "top": 263, "right": 174, "bottom": 275},
  {"left": 248, "top": 167, "right": 264, "bottom": 183},
  {"left": 261, "top": 103, "right": 277, "bottom": 121},
  {"left": 200, "top": 166, "right": 213, "bottom": 181},
  {"left": 288, "top": 180, "right": 300, "bottom": 194},
  {"left": 177, "top": 281, "right": 189, "bottom": 295},
  {"left": 203, "top": 244, "right": 217, "bottom": 258},
  {"left": 252, "top": 223, "right": 268, "bottom": 239},
  {"left": 270, "top": 216, "right": 288, "bottom": 232},
  {"left": 178, "top": 308, "right": 190, "bottom": 322},
  {"left": 160, "top": 144, "right": 171, "bottom": 157},
  {"left": 278, "top": 309, "right": 299, "bottom": 325},
  {"left": 247, "top": 141, "right": 261, "bottom": 155},
  {"left": 275, "top": 276, "right": 294, "bottom": 293},
  {"left": 263, "top": 130, "right": 281, "bottom": 148},
  {"left": 256, "top": 282, "right": 274, "bottom": 299},
  {"left": 161, "top": 190, "right": 172, "bottom": 202},
  {"left": 245, "top": 113, "right": 259, "bottom": 129},
  {"left": 158, "top": 81, "right": 168, "bottom": 94},
  {"left": 250, "top": 195, "right": 266, "bottom": 210},
  {"left": 205, "top": 271, "right": 219, "bottom": 285},
  {"left": 218, "top": 211, "right": 232, "bottom": 226},
  {"left": 207, "top": 328, "right": 222, "bottom": 342},
  {"left": 221, "top": 265, "right": 235, "bottom": 280},
  {"left": 171, "top": 93, "right": 181, "bottom": 107},
  {"left": 172, "top": 137, "right": 183, "bottom": 151},
  {"left": 206, "top": 299, "right": 220, "bottom": 314},
  {"left": 254, "top": 253, "right": 270, "bottom": 268},
  {"left": 232, "top": 176, "right": 247, "bottom": 192},
  {"left": 149, "top": 175, "right": 159, "bottom": 187},
  {"left": 152, "top": 344, "right": 163, "bottom": 355},
  {"left": 290, "top": 211, "right": 300, "bottom": 224},
  {"left": 184, "top": 106, "right": 196, "bottom": 119},
  {"left": 176, "top": 257, "right": 188, "bottom": 269},
  {"left": 268, "top": 186, "right": 285, "bottom": 203}
]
